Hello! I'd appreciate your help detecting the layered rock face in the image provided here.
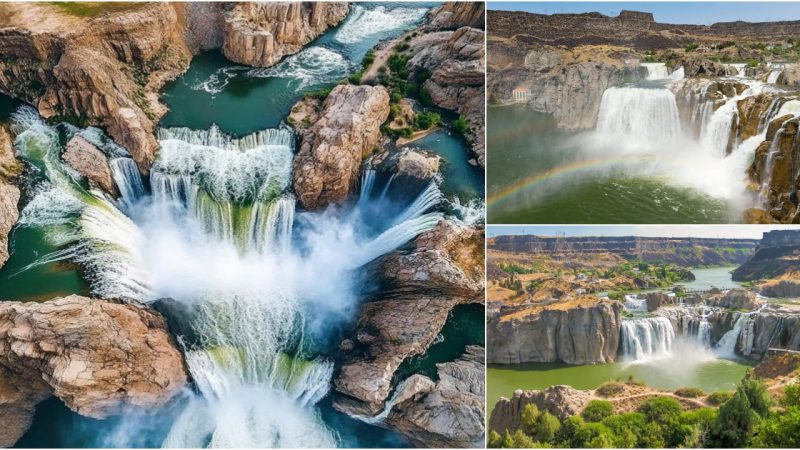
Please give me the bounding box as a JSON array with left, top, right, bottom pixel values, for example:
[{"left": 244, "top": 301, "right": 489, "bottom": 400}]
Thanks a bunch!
[
  {"left": 385, "top": 346, "right": 486, "bottom": 448},
  {"left": 488, "top": 299, "right": 622, "bottom": 365},
  {"left": 222, "top": 2, "right": 348, "bottom": 67},
  {"left": 334, "top": 221, "right": 485, "bottom": 446},
  {"left": 407, "top": 24, "right": 486, "bottom": 166},
  {"left": 646, "top": 292, "right": 678, "bottom": 312},
  {"left": 0, "top": 3, "right": 193, "bottom": 173},
  {"left": 777, "top": 64, "right": 800, "bottom": 87},
  {"left": 292, "top": 84, "right": 390, "bottom": 210},
  {"left": 0, "top": 296, "right": 187, "bottom": 446},
  {"left": 0, "top": 125, "right": 21, "bottom": 269},
  {"left": 62, "top": 135, "right": 118, "bottom": 196},
  {"left": 746, "top": 114, "right": 800, "bottom": 223},
  {"left": 733, "top": 229, "right": 800, "bottom": 281},
  {"left": 490, "top": 385, "right": 592, "bottom": 433},
  {"left": 426, "top": 2, "right": 485, "bottom": 31}
]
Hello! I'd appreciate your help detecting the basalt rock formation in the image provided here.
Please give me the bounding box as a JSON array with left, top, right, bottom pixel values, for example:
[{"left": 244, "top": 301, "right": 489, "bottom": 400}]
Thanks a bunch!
[
  {"left": 407, "top": 24, "right": 486, "bottom": 166},
  {"left": 490, "top": 385, "right": 593, "bottom": 433},
  {"left": 334, "top": 220, "right": 484, "bottom": 434},
  {"left": 488, "top": 235, "right": 757, "bottom": 266},
  {"left": 385, "top": 346, "right": 486, "bottom": 448},
  {"left": 222, "top": 2, "right": 348, "bottom": 68},
  {"left": 0, "top": 124, "right": 20, "bottom": 269},
  {"left": 733, "top": 229, "right": 800, "bottom": 281},
  {"left": 0, "top": 295, "right": 187, "bottom": 446},
  {"left": 746, "top": 114, "right": 800, "bottom": 223},
  {"left": 425, "top": 2, "right": 485, "bottom": 31},
  {"left": 0, "top": 3, "right": 193, "bottom": 173},
  {"left": 292, "top": 84, "right": 390, "bottom": 210},
  {"left": 488, "top": 298, "right": 622, "bottom": 365},
  {"left": 62, "top": 135, "right": 118, "bottom": 196}
]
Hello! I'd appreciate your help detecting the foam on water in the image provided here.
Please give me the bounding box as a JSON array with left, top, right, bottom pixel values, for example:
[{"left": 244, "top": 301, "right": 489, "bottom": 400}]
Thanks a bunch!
[
  {"left": 190, "top": 66, "right": 247, "bottom": 96},
  {"left": 249, "top": 46, "right": 349, "bottom": 91},
  {"left": 334, "top": 4, "right": 428, "bottom": 44}
]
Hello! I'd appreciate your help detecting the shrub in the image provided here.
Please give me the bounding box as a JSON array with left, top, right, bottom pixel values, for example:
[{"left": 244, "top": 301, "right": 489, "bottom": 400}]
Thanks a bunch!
[
  {"left": 451, "top": 116, "right": 470, "bottom": 135},
  {"left": 487, "top": 430, "right": 502, "bottom": 448},
  {"left": 637, "top": 397, "right": 683, "bottom": 424},
  {"left": 709, "top": 390, "right": 757, "bottom": 448},
  {"left": 596, "top": 381, "right": 625, "bottom": 397},
  {"left": 396, "top": 42, "right": 410, "bottom": 52},
  {"left": 782, "top": 382, "right": 800, "bottom": 408},
  {"left": 535, "top": 411, "right": 561, "bottom": 443},
  {"left": 602, "top": 412, "right": 645, "bottom": 447},
  {"left": 684, "top": 43, "right": 699, "bottom": 52},
  {"left": 582, "top": 400, "right": 614, "bottom": 422},
  {"left": 413, "top": 111, "right": 440, "bottom": 130},
  {"left": 707, "top": 391, "right": 734, "bottom": 406},
  {"left": 674, "top": 387, "right": 705, "bottom": 398},
  {"left": 520, "top": 403, "right": 541, "bottom": 435}
]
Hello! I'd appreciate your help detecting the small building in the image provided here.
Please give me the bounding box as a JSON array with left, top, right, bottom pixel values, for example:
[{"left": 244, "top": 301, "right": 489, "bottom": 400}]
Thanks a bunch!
[{"left": 512, "top": 86, "right": 530, "bottom": 103}]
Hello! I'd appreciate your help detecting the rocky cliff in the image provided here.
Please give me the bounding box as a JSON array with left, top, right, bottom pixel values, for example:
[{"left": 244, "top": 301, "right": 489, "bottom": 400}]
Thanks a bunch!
[
  {"left": 62, "top": 135, "right": 118, "bottom": 196},
  {"left": 406, "top": 21, "right": 486, "bottom": 166},
  {"left": 0, "top": 124, "right": 20, "bottom": 269},
  {"left": 0, "top": 3, "right": 193, "bottom": 173},
  {"left": 0, "top": 295, "right": 187, "bottom": 446},
  {"left": 292, "top": 84, "right": 390, "bottom": 210},
  {"left": 489, "top": 234, "right": 757, "bottom": 267},
  {"left": 334, "top": 220, "right": 485, "bottom": 446},
  {"left": 746, "top": 114, "right": 800, "bottom": 223},
  {"left": 425, "top": 2, "right": 485, "bottom": 31},
  {"left": 733, "top": 229, "right": 800, "bottom": 281},
  {"left": 222, "top": 2, "right": 348, "bottom": 67},
  {"left": 490, "top": 385, "right": 592, "bottom": 433},
  {"left": 488, "top": 298, "right": 622, "bottom": 365}
]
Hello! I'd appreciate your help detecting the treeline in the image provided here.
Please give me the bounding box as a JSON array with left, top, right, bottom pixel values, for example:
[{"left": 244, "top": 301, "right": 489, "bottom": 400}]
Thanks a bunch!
[{"left": 488, "top": 376, "right": 800, "bottom": 448}]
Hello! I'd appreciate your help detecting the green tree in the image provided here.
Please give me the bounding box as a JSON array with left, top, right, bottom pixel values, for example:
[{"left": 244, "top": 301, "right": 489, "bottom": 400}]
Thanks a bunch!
[
  {"left": 501, "top": 430, "right": 515, "bottom": 448},
  {"left": 512, "top": 429, "right": 536, "bottom": 448},
  {"left": 602, "top": 412, "right": 645, "bottom": 448},
  {"left": 710, "top": 390, "right": 757, "bottom": 447},
  {"left": 739, "top": 376, "right": 772, "bottom": 417},
  {"left": 582, "top": 400, "right": 614, "bottom": 422},
  {"left": 535, "top": 411, "right": 561, "bottom": 443},
  {"left": 749, "top": 406, "right": 800, "bottom": 447},
  {"left": 573, "top": 422, "right": 614, "bottom": 448},
  {"left": 520, "top": 404, "right": 541, "bottom": 435},
  {"left": 487, "top": 430, "right": 502, "bottom": 448},
  {"left": 555, "top": 416, "right": 585, "bottom": 448},
  {"left": 451, "top": 116, "right": 470, "bottom": 135}
]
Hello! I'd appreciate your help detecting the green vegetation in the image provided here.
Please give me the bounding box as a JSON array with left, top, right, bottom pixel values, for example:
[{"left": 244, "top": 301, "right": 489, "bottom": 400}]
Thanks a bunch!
[
  {"left": 596, "top": 381, "right": 625, "bottom": 397},
  {"left": 302, "top": 87, "right": 334, "bottom": 101},
  {"left": 674, "top": 387, "right": 705, "bottom": 398},
  {"left": 47, "top": 2, "right": 142, "bottom": 17},
  {"left": 707, "top": 390, "right": 734, "bottom": 406},
  {"left": 451, "top": 116, "right": 470, "bottom": 136},
  {"left": 489, "top": 376, "right": 800, "bottom": 448},
  {"left": 684, "top": 43, "right": 700, "bottom": 52}
]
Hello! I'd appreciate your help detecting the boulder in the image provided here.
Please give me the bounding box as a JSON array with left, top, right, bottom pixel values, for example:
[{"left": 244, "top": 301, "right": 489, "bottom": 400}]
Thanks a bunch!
[
  {"left": 385, "top": 346, "right": 486, "bottom": 448},
  {"left": 777, "top": 64, "right": 800, "bottom": 87},
  {"left": 425, "top": 2, "right": 485, "bottom": 31},
  {"left": 488, "top": 299, "right": 623, "bottom": 365},
  {"left": 0, "top": 125, "right": 21, "bottom": 269},
  {"left": 682, "top": 58, "right": 731, "bottom": 77},
  {"left": 393, "top": 150, "right": 441, "bottom": 181},
  {"left": 0, "top": 295, "right": 187, "bottom": 445},
  {"left": 490, "top": 385, "right": 593, "bottom": 433},
  {"left": 62, "top": 135, "right": 118, "bottom": 196},
  {"left": 222, "top": 2, "right": 348, "bottom": 68},
  {"left": 292, "top": 84, "right": 390, "bottom": 210},
  {"left": 716, "top": 288, "right": 762, "bottom": 310},
  {"left": 646, "top": 292, "right": 677, "bottom": 312}
]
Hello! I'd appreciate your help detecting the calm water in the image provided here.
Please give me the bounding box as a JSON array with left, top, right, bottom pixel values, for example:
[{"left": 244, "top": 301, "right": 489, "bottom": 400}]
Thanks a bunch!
[
  {"left": 684, "top": 266, "right": 741, "bottom": 290},
  {"left": 487, "top": 356, "right": 754, "bottom": 416},
  {"left": 486, "top": 105, "right": 733, "bottom": 224},
  {"left": 406, "top": 129, "right": 484, "bottom": 202}
]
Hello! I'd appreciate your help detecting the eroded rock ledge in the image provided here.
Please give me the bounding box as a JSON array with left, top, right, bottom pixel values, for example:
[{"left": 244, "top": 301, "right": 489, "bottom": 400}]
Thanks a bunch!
[
  {"left": 222, "top": 2, "right": 348, "bottom": 67},
  {"left": 0, "top": 124, "right": 21, "bottom": 269},
  {"left": 291, "top": 84, "right": 390, "bottom": 210},
  {"left": 0, "top": 295, "right": 187, "bottom": 446}
]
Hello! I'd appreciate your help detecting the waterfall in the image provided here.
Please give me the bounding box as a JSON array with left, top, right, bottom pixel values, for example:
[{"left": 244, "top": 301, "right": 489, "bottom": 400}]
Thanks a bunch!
[
  {"left": 358, "top": 168, "right": 377, "bottom": 205},
  {"left": 596, "top": 87, "right": 682, "bottom": 141},
  {"left": 623, "top": 295, "right": 648, "bottom": 312},
  {"left": 620, "top": 316, "right": 676, "bottom": 360},
  {"left": 642, "top": 63, "right": 669, "bottom": 80},
  {"left": 10, "top": 105, "right": 445, "bottom": 448},
  {"left": 767, "top": 70, "right": 782, "bottom": 84},
  {"left": 758, "top": 116, "right": 796, "bottom": 203},
  {"left": 716, "top": 313, "right": 748, "bottom": 357},
  {"left": 110, "top": 157, "right": 145, "bottom": 209},
  {"left": 700, "top": 96, "right": 740, "bottom": 156},
  {"left": 757, "top": 98, "right": 784, "bottom": 135}
]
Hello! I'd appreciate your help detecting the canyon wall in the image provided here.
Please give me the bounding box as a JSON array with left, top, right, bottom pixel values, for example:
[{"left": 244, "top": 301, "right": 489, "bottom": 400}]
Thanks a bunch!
[
  {"left": 488, "top": 299, "right": 622, "bottom": 365},
  {"left": 733, "top": 229, "right": 800, "bottom": 280}
]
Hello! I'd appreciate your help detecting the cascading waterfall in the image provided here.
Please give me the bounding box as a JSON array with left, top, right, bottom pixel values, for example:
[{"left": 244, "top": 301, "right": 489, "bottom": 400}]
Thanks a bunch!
[
  {"left": 619, "top": 316, "right": 676, "bottom": 361},
  {"left": 642, "top": 62, "right": 669, "bottom": 80},
  {"left": 768, "top": 70, "right": 782, "bottom": 84},
  {"left": 10, "top": 106, "right": 446, "bottom": 448},
  {"left": 596, "top": 87, "right": 682, "bottom": 142}
]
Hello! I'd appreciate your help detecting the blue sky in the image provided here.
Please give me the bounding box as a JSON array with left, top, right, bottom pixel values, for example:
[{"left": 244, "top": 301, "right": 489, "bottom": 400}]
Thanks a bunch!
[
  {"left": 486, "top": 225, "right": 799, "bottom": 239},
  {"left": 489, "top": 2, "right": 800, "bottom": 25}
]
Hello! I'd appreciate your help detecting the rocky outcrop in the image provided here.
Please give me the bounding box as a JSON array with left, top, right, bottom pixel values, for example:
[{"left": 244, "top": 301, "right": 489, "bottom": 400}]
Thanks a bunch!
[
  {"left": 488, "top": 299, "right": 623, "bottom": 365},
  {"left": 0, "top": 3, "right": 193, "bottom": 173},
  {"left": 0, "top": 124, "right": 21, "bottom": 269},
  {"left": 376, "top": 149, "right": 441, "bottom": 183},
  {"left": 760, "top": 279, "right": 800, "bottom": 298},
  {"left": 646, "top": 292, "right": 678, "bottom": 312},
  {"left": 221, "top": 2, "right": 348, "bottom": 68},
  {"left": 733, "top": 229, "right": 800, "bottom": 281},
  {"left": 62, "top": 135, "right": 118, "bottom": 196},
  {"left": 777, "top": 64, "right": 800, "bottom": 87},
  {"left": 407, "top": 26, "right": 486, "bottom": 167},
  {"left": 292, "top": 84, "right": 390, "bottom": 210},
  {"left": 716, "top": 289, "right": 763, "bottom": 310},
  {"left": 0, "top": 295, "right": 187, "bottom": 446},
  {"left": 681, "top": 58, "right": 732, "bottom": 77},
  {"left": 385, "top": 346, "right": 485, "bottom": 448},
  {"left": 490, "top": 385, "right": 593, "bottom": 433},
  {"left": 426, "top": 2, "right": 485, "bottom": 31},
  {"left": 334, "top": 221, "right": 484, "bottom": 417},
  {"left": 746, "top": 114, "right": 800, "bottom": 223}
]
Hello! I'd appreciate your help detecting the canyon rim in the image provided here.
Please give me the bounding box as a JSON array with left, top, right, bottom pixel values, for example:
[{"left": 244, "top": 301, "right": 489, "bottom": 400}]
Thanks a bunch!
[{"left": 0, "top": 2, "right": 486, "bottom": 448}]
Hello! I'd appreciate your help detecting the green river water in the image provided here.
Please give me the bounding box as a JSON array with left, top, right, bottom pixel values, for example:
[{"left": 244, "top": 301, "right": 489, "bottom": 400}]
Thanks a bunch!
[
  {"left": 2, "top": 3, "right": 484, "bottom": 448},
  {"left": 486, "top": 105, "right": 735, "bottom": 224}
]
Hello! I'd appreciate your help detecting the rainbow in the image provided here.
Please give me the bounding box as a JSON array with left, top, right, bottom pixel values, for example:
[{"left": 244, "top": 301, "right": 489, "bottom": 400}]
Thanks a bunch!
[{"left": 487, "top": 154, "right": 657, "bottom": 208}]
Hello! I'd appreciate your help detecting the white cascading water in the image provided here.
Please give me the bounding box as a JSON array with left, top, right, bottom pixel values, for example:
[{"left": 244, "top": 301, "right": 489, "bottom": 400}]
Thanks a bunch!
[
  {"left": 334, "top": 4, "right": 428, "bottom": 44},
  {"left": 623, "top": 294, "right": 648, "bottom": 312},
  {"left": 642, "top": 62, "right": 669, "bottom": 80},
  {"left": 767, "top": 70, "right": 782, "bottom": 84},
  {"left": 619, "top": 316, "right": 676, "bottom": 361},
  {"left": 11, "top": 106, "right": 445, "bottom": 448},
  {"left": 596, "top": 87, "right": 682, "bottom": 142}
]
